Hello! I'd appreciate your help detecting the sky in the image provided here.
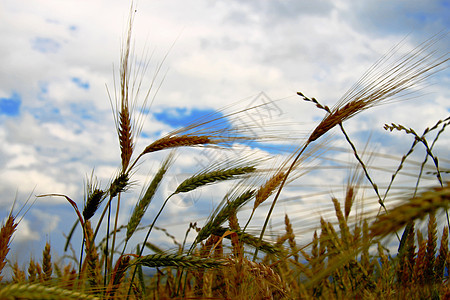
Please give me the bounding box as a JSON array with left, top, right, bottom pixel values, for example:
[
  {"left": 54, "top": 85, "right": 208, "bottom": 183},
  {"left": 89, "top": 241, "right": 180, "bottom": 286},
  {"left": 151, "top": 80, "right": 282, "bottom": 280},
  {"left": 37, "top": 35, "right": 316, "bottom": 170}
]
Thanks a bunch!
[{"left": 0, "top": 0, "right": 449, "bottom": 266}]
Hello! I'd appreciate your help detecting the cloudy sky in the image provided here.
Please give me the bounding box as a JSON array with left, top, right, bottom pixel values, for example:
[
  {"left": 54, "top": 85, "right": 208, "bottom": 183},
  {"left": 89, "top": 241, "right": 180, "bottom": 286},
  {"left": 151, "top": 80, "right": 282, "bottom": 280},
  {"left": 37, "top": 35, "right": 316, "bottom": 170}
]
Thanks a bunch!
[{"left": 0, "top": 0, "right": 449, "bottom": 264}]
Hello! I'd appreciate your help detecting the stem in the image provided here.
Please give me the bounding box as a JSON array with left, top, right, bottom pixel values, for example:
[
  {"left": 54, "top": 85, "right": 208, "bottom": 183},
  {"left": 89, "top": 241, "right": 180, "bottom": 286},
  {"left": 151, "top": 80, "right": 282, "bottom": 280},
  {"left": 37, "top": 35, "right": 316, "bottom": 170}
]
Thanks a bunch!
[
  {"left": 104, "top": 196, "right": 111, "bottom": 286},
  {"left": 109, "top": 193, "right": 121, "bottom": 284},
  {"left": 253, "top": 143, "right": 308, "bottom": 261},
  {"left": 243, "top": 210, "right": 256, "bottom": 232},
  {"left": 338, "top": 123, "right": 400, "bottom": 242},
  {"left": 126, "top": 194, "right": 174, "bottom": 299},
  {"left": 78, "top": 239, "right": 85, "bottom": 276}
]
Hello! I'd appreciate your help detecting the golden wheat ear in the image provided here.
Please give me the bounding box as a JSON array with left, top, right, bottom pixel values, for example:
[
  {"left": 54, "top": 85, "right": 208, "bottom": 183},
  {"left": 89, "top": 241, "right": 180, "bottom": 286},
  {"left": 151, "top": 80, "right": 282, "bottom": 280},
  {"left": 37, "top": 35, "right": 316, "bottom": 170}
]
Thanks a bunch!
[
  {"left": 0, "top": 214, "right": 18, "bottom": 281},
  {"left": 83, "top": 220, "right": 102, "bottom": 289},
  {"left": 370, "top": 183, "right": 450, "bottom": 239},
  {"left": 305, "top": 33, "right": 448, "bottom": 144}
]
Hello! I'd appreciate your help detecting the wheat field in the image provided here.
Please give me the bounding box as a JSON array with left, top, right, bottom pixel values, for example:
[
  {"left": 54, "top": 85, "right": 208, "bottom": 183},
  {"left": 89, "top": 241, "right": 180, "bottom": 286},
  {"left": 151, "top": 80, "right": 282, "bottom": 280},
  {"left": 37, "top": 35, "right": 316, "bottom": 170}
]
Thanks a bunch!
[{"left": 1, "top": 6, "right": 449, "bottom": 300}]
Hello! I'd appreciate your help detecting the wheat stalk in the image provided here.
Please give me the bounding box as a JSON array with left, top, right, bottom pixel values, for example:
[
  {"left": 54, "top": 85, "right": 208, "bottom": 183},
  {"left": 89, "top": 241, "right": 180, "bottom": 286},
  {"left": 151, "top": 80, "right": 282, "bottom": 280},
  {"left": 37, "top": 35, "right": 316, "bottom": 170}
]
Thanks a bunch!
[{"left": 425, "top": 213, "right": 437, "bottom": 284}]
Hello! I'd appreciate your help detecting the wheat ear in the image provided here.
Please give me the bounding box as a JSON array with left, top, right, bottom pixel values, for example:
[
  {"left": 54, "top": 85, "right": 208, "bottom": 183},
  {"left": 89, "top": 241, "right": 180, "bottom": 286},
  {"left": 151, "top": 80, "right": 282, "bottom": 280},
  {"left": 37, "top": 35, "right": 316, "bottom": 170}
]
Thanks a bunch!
[
  {"left": 370, "top": 183, "right": 450, "bottom": 238},
  {"left": 126, "top": 153, "right": 174, "bottom": 243},
  {"left": 195, "top": 189, "right": 255, "bottom": 244},
  {"left": 134, "top": 253, "right": 225, "bottom": 269},
  {"left": 243, "top": 170, "right": 286, "bottom": 231},
  {"left": 434, "top": 226, "right": 448, "bottom": 283},
  {"left": 84, "top": 220, "right": 102, "bottom": 289},
  {"left": 174, "top": 166, "right": 256, "bottom": 194},
  {"left": 0, "top": 215, "right": 17, "bottom": 281},
  {"left": 105, "top": 255, "right": 131, "bottom": 298},
  {"left": 28, "top": 258, "right": 37, "bottom": 283},
  {"left": 82, "top": 172, "right": 105, "bottom": 221},
  {"left": 142, "top": 135, "right": 211, "bottom": 154},
  {"left": 212, "top": 227, "right": 283, "bottom": 256},
  {"left": 0, "top": 283, "right": 100, "bottom": 300},
  {"left": 42, "top": 242, "right": 52, "bottom": 282}
]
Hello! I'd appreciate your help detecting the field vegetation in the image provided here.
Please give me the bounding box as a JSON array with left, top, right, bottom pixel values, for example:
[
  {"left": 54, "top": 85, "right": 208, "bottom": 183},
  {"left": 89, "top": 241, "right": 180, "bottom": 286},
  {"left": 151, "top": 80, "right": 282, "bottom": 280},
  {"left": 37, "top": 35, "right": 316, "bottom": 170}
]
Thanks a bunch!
[{"left": 1, "top": 8, "right": 449, "bottom": 300}]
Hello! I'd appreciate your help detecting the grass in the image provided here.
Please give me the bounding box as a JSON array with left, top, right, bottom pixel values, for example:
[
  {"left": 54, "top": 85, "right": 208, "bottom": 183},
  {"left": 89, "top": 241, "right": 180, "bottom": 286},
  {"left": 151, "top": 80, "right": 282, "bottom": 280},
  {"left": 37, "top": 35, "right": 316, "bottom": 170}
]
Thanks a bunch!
[{"left": 0, "top": 6, "right": 449, "bottom": 300}]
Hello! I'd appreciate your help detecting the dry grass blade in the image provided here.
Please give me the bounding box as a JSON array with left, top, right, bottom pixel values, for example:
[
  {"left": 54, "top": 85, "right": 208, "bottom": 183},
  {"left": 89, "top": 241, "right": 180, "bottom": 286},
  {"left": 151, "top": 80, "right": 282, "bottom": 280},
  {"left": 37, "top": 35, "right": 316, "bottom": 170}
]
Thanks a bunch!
[
  {"left": 37, "top": 194, "right": 85, "bottom": 229},
  {"left": 370, "top": 183, "right": 450, "bottom": 238}
]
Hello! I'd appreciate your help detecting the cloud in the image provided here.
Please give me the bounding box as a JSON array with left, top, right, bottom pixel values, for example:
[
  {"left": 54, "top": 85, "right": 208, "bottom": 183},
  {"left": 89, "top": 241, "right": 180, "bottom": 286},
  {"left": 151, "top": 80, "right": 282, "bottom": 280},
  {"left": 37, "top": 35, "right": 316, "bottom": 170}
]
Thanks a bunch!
[
  {"left": 0, "top": 0, "right": 448, "bottom": 260},
  {"left": 31, "top": 37, "right": 61, "bottom": 53},
  {"left": 14, "top": 217, "right": 40, "bottom": 242}
]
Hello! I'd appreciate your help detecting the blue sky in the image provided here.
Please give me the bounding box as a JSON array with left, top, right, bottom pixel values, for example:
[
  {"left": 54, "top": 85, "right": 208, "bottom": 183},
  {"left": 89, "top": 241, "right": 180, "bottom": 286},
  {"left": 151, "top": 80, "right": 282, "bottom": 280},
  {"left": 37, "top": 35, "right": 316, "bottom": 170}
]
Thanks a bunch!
[{"left": 0, "top": 0, "right": 448, "bottom": 267}]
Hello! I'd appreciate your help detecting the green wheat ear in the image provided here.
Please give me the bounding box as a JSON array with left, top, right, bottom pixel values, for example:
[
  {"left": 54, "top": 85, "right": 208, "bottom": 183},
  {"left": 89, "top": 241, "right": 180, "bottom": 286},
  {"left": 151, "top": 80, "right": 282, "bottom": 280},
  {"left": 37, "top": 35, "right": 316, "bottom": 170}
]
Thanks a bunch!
[
  {"left": 126, "top": 153, "right": 174, "bottom": 242},
  {"left": 174, "top": 166, "right": 256, "bottom": 194}
]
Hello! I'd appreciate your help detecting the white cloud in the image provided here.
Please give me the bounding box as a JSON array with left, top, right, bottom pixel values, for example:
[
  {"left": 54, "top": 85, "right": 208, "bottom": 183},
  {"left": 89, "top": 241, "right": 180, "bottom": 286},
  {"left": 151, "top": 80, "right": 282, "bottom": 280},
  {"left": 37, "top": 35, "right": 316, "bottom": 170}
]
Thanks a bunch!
[
  {"left": 0, "top": 0, "right": 448, "bottom": 258},
  {"left": 14, "top": 218, "right": 40, "bottom": 242}
]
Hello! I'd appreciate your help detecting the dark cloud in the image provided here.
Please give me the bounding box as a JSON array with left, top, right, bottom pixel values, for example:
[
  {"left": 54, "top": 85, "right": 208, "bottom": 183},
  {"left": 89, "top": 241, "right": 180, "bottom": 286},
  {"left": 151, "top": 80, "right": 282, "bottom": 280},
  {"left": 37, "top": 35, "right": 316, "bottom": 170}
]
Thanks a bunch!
[{"left": 222, "top": 0, "right": 334, "bottom": 26}]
